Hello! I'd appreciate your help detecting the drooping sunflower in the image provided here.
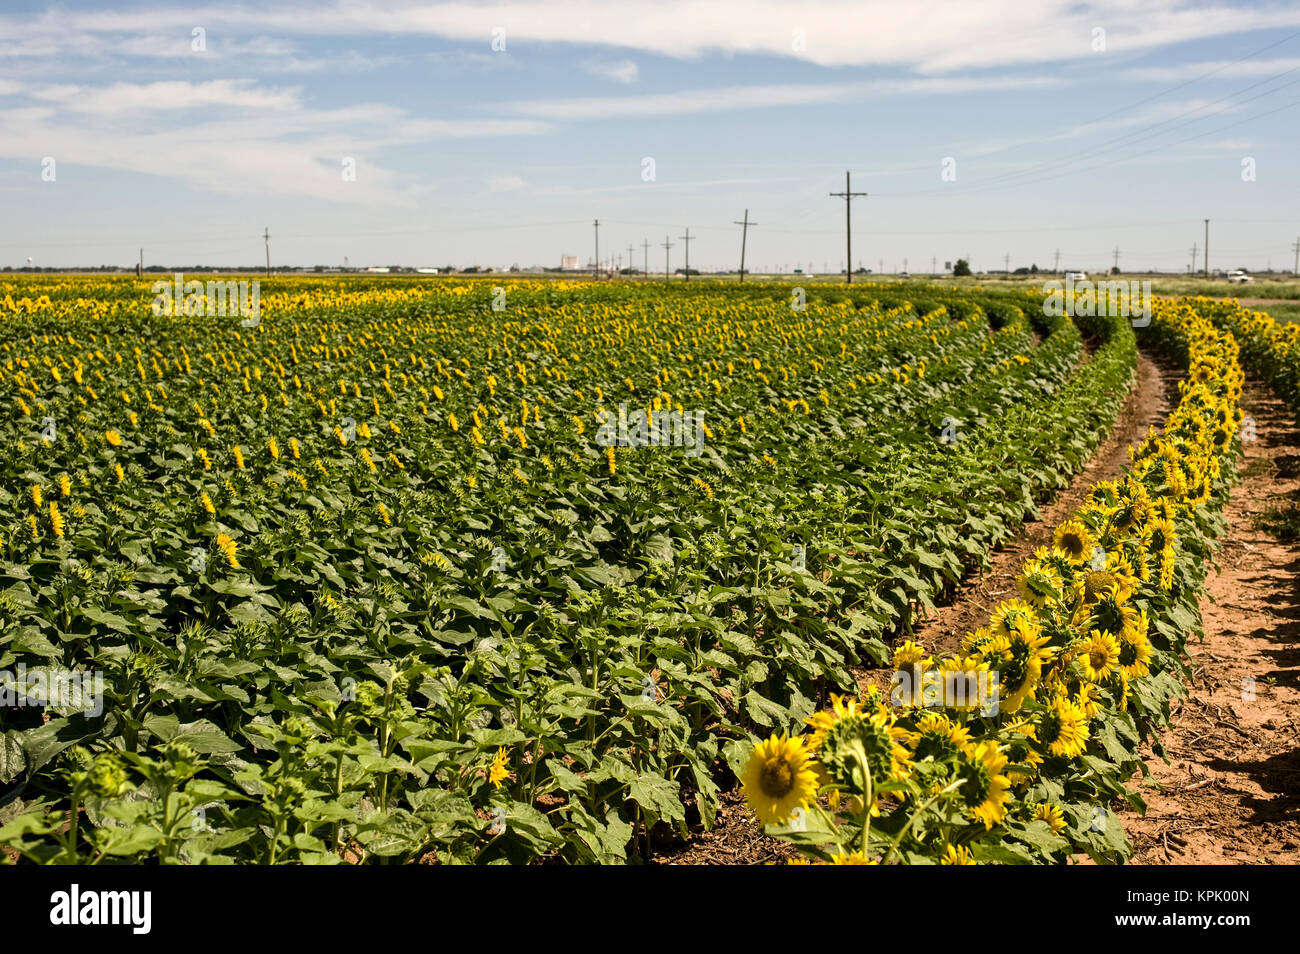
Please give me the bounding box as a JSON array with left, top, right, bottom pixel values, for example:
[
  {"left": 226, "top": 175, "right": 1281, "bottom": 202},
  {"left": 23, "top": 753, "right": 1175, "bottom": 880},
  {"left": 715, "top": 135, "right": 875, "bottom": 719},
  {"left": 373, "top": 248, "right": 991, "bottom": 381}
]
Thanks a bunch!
[
  {"left": 1117, "top": 614, "right": 1152, "bottom": 680},
  {"left": 1017, "top": 558, "right": 1064, "bottom": 609},
  {"left": 805, "top": 694, "right": 862, "bottom": 752},
  {"left": 1036, "top": 693, "right": 1090, "bottom": 760},
  {"left": 811, "top": 700, "right": 913, "bottom": 795},
  {"left": 954, "top": 741, "right": 1011, "bottom": 830},
  {"left": 977, "top": 628, "right": 1053, "bottom": 714},
  {"left": 741, "top": 733, "right": 820, "bottom": 826},
  {"left": 909, "top": 712, "right": 972, "bottom": 762},
  {"left": 1032, "top": 802, "right": 1068, "bottom": 834},
  {"left": 1078, "top": 630, "right": 1120, "bottom": 683}
]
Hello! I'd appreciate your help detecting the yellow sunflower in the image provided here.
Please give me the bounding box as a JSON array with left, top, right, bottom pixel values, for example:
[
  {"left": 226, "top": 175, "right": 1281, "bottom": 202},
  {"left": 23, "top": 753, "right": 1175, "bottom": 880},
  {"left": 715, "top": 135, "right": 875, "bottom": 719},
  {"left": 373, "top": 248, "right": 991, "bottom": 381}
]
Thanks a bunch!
[
  {"left": 1037, "top": 693, "right": 1090, "bottom": 759},
  {"left": 941, "top": 844, "right": 976, "bottom": 865},
  {"left": 954, "top": 740, "right": 1011, "bottom": 830},
  {"left": 1053, "top": 520, "right": 1096, "bottom": 564},
  {"left": 1032, "top": 802, "right": 1068, "bottom": 834},
  {"left": 741, "top": 733, "right": 820, "bottom": 826},
  {"left": 1078, "top": 630, "right": 1120, "bottom": 683}
]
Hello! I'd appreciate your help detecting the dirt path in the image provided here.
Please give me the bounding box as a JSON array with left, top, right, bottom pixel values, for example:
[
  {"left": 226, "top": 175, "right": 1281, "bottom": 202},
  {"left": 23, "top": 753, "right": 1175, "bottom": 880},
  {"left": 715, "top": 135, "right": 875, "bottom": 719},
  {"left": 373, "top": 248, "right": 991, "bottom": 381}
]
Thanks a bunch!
[{"left": 1122, "top": 379, "right": 1300, "bottom": 865}]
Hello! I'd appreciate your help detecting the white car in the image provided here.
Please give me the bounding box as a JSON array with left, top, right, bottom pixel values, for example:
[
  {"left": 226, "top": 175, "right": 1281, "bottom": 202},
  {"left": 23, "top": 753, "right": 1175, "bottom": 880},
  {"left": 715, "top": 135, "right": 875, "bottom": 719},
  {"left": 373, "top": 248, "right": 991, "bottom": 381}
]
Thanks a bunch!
[
  {"left": 1227, "top": 270, "right": 1253, "bottom": 284},
  {"left": 1063, "top": 271, "right": 1087, "bottom": 281}
]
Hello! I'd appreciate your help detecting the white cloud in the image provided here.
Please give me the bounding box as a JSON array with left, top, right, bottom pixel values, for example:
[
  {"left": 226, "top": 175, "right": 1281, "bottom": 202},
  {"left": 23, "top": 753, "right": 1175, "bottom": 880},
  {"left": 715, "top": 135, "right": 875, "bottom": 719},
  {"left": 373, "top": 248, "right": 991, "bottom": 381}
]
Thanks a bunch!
[
  {"left": 5, "top": 1, "right": 1299, "bottom": 73},
  {"left": 582, "top": 58, "right": 639, "bottom": 84},
  {"left": 33, "top": 80, "right": 302, "bottom": 115},
  {"left": 0, "top": 79, "right": 21, "bottom": 95},
  {"left": 511, "top": 75, "right": 1063, "bottom": 120},
  {"left": 488, "top": 174, "right": 526, "bottom": 191}
]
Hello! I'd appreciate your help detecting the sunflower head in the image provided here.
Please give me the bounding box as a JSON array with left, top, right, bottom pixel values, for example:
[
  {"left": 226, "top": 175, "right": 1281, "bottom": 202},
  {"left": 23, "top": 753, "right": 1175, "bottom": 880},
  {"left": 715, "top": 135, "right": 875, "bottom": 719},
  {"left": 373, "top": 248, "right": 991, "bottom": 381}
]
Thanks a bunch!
[
  {"left": 1053, "top": 520, "right": 1096, "bottom": 564},
  {"left": 741, "top": 733, "right": 820, "bottom": 826},
  {"left": 954, "top": 740, "right": 1011, "bottom": 830},
  {"left": 1078, "top": 630, "right": 1121, "bottom": 683},
  {"left": 814, "top": 702, "right": 913, "bottom": 795}
]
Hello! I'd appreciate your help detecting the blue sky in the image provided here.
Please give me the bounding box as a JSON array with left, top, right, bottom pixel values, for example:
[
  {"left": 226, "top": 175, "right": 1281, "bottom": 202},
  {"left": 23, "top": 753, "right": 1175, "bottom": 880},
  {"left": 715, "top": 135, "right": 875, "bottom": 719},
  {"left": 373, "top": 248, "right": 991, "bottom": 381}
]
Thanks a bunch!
[{"left": 2, "top": 0, "right": 1300, "bottom": 273}]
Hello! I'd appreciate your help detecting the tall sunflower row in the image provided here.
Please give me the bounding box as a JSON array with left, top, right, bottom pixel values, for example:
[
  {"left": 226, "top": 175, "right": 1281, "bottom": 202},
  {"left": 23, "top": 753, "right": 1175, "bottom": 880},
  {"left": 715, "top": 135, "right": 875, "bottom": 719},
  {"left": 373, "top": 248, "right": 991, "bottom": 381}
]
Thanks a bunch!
[{"left": 742, "top": 297, "right": 1243, "bottom": 864}]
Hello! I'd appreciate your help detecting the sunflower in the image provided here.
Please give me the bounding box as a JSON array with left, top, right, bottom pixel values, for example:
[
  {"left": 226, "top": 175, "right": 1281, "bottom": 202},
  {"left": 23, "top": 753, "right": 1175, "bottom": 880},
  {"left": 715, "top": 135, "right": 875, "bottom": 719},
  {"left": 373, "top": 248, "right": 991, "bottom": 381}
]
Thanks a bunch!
[
  {"left": 938, "top": 655, "right": 995, "bottom": 711},
  {"left": 826, "top": 851, "right": 878, "bottom": 865},
  {"left": 1017, "top": 558, "right": 1064, "bottom": 609},
  {"left": 1117, "top": 615, "right": 1152, "bottom": 680},
  {"left": 941, "top": 844, "right": 976, "bottom": 865},
  {"left": 812, "top": 700, "right": 913, "bottom": 795},
  {"left": 1036, "top": 693, "right": 1089, "bottom": 759},
  {"left": 978, "top": 627, "right": 1053, "bottom": 714},
  {"left": 989, "top": 599, "right": 1040, "bottom": 642},
  {"left": 805, "top": 694, "right": 862, "bottom": 752},
  {"left": 1032, "top": 802, "right": 1067, "bottom": 834},
  {"left": 1087, "top": 589, "right": 1141, "bottom": 642},
  {"left": 741, "top": 733, "right": 820, "bottom": 826},
  {"left": 909, "top": 712, "right": 972, "bottom": 762},
  {"left": 1078, "top": 630, "right": 1120, "bottom": 683},
  {"left": 489, "top": 747, "right": 510, "bottom": 788},
  {"left": 1053, "top": 520, "right": 1096, "bottom": 565},
  {"left": 954, "top": 741, "right": 1011, "bottom": 830}
]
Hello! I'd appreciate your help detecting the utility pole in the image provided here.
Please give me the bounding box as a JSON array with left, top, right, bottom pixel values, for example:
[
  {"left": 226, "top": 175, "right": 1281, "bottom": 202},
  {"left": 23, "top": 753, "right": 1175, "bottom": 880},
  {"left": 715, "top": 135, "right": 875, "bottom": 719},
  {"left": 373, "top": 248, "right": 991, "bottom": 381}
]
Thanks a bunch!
[
  {"left": 679, "top": 227, "right": 693, "bottom": 280},
  {"left": 593, "top": 219, "right": 600, "bottom": 279},
  {"left": 263, "top": 227, "right": 271, "bottom": 276},
  {"left": 1291, "top": 236, "right": 1299, "bottom": 276},
  {"left": 137, "top": 248, "right": 143, "bottom": 278},
  {"left": 627, "top": 244, "right": 635, "bottom": 276},
  {"left": 1113, "top": 246, "right": 1120, "bottom": 273},
  {"left": 734, "top": 209, "right": 757, "bottom": 282},
  {"left": 1190, "top": 243, "right": 1198, "bottom": 274},
  {"left": 931, "top": 256, "right": 937, "bottom": 277},
  {"left": 642, "top": 238, "right": 650, "bottom": 277},
  {"left": 1053, "top": 248, "right": 1060, "bottom": 273},
  {"left": 829, "top": 170, "right": 866, "bottom": 284},
  {"left": 1004, "top": 253, "right": 1010, "bottom": 275},
  {"left": 1204, "top": 219, "right": 1210, "bottom": 277},
  {"left": 661, "top": 235, "right": 673, "bottom": 281}
]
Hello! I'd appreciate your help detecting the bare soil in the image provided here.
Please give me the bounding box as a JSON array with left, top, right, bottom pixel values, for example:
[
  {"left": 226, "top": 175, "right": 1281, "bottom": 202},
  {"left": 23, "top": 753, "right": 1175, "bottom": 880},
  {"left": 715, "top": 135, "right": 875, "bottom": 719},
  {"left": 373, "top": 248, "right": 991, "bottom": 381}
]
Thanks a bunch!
[{"left": 1121, "top": 380, "right": 1300, "bottom": 865}]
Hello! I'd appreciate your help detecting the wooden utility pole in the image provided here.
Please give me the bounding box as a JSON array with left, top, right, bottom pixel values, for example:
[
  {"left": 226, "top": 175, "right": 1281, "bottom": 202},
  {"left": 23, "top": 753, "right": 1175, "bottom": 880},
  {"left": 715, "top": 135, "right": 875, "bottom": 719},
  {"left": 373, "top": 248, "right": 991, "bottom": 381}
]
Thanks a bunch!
[
  {"left": 1204, "top": 219, "right": 1210, "bottom": 277},
  {"left": 1113, "top": 246, "right": 1120, "bottom": 273},
  {"left": 642, "top": 238, "right": 650, "bottom": 277},
  {"left": 263, "top": 227, "right": 271, "bottom": 276},
  {"left": 627, "top": 244, "right": 635, "bottom": 276},
  {"left": 1291, "top": 236, "right": 1299, "bottom": 276},
  {"left": 734, "top": 210, "right": 757, "bottom": 282},
  {"left": 593, "top": 219, "right": 600, "bottom": 279},
  {"left": 1190, "top": 243, "right": 1198, "bottom": 274},
  {"left": 661, "top": 236, "right": 673, "bottom": 281},
  {"left": 679, "top": 228, "right": 693, "bottom": 280},
  {"left": 1053, "top": 248, "right": 1060, "bottom": 273},
  {"left": 137, "top": 248, "right": 143, "bottom": 278},
  {"left": 829, "top": 171, "right": 866, "bottom": 284}
]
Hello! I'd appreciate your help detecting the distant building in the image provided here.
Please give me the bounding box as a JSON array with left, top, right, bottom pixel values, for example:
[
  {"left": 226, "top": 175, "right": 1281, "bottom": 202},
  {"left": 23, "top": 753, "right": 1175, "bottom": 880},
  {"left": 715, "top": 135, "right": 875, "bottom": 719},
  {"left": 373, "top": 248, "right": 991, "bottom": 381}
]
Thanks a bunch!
[
  {"left": 416, "top": 267, "right": 439, "bottom": 274},
  {"left": 560, "top": 255, "right": 579, "bottom": 271},
  {"left": 366, "top": 266, "right": 391, "bottom": 273}
]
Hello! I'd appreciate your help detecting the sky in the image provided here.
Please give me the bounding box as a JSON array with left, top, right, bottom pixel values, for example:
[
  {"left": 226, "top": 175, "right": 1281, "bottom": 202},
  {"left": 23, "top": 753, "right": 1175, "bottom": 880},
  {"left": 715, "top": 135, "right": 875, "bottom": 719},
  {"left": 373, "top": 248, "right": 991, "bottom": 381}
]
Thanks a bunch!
[{"left": 2, "top": 0, "right": 1300, "bottom": 274}]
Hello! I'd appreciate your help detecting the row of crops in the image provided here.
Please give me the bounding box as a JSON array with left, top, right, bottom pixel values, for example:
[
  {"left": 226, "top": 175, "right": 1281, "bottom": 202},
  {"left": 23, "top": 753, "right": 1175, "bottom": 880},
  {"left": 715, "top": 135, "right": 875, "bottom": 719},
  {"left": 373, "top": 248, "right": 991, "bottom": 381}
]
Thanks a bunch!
[
  {"left": 0, "top": 276, "right": 1236, "bottom": 863},
  {"left": 746, "top": 298, "right": 1245, "bottom": 863}
]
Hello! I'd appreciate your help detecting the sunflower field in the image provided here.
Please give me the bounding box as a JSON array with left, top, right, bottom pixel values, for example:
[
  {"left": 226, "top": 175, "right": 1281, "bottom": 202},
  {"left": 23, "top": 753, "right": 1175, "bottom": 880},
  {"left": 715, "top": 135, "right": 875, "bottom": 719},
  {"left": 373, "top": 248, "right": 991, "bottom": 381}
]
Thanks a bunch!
[{"left": 0, "top": 276, "right": 1247, "bottom": 863}]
